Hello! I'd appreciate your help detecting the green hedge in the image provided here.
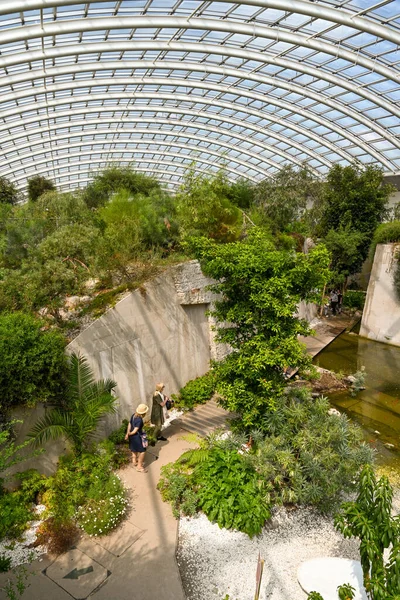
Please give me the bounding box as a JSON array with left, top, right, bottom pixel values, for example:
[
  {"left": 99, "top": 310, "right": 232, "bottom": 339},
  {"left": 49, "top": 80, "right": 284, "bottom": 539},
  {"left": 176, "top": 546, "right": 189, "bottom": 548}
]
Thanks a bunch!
[
  {"left": 370, "top": 221, "right": 400, "bottom": 259},
  {"left": 342, "top": 290, "right": 366, "bottom": 310},
  {"left": 0, "top": 312, "right": 67, "bottom": 412},
  {"left": 172, "top": 372, "right": 215, "bottom": 410}
]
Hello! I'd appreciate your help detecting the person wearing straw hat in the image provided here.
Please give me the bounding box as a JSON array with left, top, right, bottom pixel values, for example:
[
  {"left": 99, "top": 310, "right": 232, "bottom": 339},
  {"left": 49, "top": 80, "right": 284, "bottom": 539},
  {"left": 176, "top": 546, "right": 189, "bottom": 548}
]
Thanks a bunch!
[{"left": 125, "top": 403, "right": 149, "bottom": 472}]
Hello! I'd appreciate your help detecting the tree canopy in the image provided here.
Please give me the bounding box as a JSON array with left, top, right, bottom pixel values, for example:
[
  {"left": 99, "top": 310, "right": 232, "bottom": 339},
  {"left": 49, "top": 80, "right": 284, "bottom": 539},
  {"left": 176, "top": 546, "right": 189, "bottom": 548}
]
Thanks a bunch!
[{"left": 190, "top": 228, "right": 330, "bottom": 426}]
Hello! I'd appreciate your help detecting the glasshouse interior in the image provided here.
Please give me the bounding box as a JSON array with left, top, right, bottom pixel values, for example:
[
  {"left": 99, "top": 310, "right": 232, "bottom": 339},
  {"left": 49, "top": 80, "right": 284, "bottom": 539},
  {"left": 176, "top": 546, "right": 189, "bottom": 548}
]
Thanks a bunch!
[{"left": 0, "top": 1, "right": 399, "bottom": 600}]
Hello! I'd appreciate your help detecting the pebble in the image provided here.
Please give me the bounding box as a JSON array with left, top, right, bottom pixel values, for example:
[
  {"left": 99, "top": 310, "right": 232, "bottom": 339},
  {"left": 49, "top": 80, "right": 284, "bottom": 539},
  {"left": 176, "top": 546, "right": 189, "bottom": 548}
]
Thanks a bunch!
[{"left": 177, "top": 507, "right": 361, "bottom": 600}]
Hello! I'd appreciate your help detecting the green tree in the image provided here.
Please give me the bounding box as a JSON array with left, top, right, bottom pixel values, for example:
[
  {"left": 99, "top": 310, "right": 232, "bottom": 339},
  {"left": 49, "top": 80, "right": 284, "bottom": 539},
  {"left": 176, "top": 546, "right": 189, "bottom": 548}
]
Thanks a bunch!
[
  {"left": 255, "top": 165, "right": 323, "bottom": 233},
  {"left": 0, "top": 312, "right": 67, "bottom": 412},
  {"left": 29, "top": 353, "right": 117, "bottom": 455},
  {"left": 324, "top": 225, "right": 366, "bottom": 286},
  {"left": 27, "top": 175, "right": 55, "bottom": 203},
  {"left": 319, "top": 165, "right": 395, "bottom": 263},
  {"left": 190, "top": 228, "right": 330, "bottom": 426},
  {"left": 0, "top": 176, "right": 21, "bottom": 205},
  {"left": 335, "top": 465, "right": 400, "bottom": 600},
  {"left": 83, "top": 165, "right": 161, "bottom": 208},
  {"left": 176, "top": 168, "right": 242, "bottom": 242}
]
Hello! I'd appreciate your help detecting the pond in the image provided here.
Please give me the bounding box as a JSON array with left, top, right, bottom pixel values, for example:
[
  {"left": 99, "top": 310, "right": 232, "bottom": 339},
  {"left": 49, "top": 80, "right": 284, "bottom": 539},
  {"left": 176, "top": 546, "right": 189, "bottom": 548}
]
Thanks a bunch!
[{"left": 314, "top": 327, "right": 400, "bottom": 465}]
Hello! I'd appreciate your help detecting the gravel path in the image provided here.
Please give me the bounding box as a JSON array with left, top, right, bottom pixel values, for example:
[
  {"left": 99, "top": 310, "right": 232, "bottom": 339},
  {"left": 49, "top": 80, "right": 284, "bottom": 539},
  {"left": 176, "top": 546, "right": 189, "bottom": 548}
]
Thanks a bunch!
[{"left": 177, "top": 507, "right": 361, "bottom": 600}]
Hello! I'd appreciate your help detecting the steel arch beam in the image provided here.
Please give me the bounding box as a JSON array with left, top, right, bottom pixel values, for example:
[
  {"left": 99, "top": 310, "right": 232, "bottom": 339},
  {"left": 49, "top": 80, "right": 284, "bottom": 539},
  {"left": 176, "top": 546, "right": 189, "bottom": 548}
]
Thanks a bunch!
[
  {"left": 0, "top": 34, "right": 398, "bottom": 87},
  {"left": 0, "top": 91, "right": 358, "bottom": 167},
  {"left": 0, "top": 118, "right": 318, "bottom": 174},
  {"left": 0, "top": 20, "right": 397, "bottom": 119},
  {"left": 16, "top": 163, "right": 234, "bottom": 191},
  {"left": 0, "top": 105, "right": 333, "bottom": 169},
  {"left": 0, "top": 85, "right": 387, "bottom": 170},
  {"left": 2, "top": 0, "right": 398, "bottom": 47},
  {"left": 8, "top": 152, "right": 259, "bottom": 185},
  {"left": 1, "top": 72, "right": 397, "bottom": 166},
  {"left": 0, "top": 146, "right": 268, "bottom": 181},
  {"left": 1, "top": 129, "right": 279, "bottom": 177}
]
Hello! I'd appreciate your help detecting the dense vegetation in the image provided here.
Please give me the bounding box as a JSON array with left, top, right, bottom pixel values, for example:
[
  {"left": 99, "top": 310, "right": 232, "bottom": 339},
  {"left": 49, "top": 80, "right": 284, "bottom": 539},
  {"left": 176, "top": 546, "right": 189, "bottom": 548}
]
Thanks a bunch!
[{"left": 0, "top": 161, "right": 396, "bottom": 561}]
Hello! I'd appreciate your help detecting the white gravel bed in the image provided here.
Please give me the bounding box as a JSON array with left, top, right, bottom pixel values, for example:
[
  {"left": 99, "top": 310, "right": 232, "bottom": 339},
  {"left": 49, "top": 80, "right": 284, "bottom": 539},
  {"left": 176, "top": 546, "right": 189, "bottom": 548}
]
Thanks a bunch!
[
  {"left": 0, "top": 505, "right": 47, "bottom": 568},
  {"left": 177, "top": 507, "right": 361, "bottom": 600}
]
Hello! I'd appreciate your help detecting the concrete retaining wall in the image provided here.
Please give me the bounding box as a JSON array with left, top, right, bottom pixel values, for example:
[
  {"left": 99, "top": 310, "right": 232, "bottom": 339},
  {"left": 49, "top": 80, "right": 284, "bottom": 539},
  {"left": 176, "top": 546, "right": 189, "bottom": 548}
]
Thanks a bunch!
[
  {"left": 67, "top": 260, "right": 225, "bottom": 437},
  {"left": 360, "top": 243, "right": 400, "bottom": 346},
  {"left": 8, "top": 260, "right": 318, "bottom": 476}
]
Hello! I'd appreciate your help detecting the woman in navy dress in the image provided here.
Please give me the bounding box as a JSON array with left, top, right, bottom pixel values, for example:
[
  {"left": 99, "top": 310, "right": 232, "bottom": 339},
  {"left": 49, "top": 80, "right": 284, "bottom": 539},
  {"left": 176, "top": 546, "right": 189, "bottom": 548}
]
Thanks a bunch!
[{"left": 125, "top": 403, "right": 149, "bottom": 472}]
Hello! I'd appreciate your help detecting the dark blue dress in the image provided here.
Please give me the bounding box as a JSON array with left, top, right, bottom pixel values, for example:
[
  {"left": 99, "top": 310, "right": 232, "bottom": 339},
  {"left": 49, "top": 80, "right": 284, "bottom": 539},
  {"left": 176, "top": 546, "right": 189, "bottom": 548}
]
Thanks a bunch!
[{"left": 129, "top": 416, "right": 145, "bottom": 453}]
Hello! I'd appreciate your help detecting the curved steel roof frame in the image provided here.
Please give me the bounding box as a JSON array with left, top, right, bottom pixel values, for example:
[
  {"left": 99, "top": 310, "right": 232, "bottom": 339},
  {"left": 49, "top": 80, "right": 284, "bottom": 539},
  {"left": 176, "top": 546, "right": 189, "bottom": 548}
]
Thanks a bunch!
[{"left": 0, "top": 0, "right": 399, "bottom": 193}]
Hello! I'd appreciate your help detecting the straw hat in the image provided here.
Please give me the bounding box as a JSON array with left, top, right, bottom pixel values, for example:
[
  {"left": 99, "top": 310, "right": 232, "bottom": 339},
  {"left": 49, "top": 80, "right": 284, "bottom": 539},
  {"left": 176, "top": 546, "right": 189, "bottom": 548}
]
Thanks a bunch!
[{"left": 136, "top": 404, "right": 149, "bottom": 415}]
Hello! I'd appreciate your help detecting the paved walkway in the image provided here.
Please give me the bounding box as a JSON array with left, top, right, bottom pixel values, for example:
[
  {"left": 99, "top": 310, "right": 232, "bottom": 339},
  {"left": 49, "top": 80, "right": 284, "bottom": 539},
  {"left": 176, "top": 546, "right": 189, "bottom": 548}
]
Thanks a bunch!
[
  {"left": 0, "top": 401, "right": 228, "bottom": 600},
  {"left": 300, "top": 313, "right": 357, "bottom": 357},
  {"left": 0, "top": 322, "right": 355, "bottom": 600}
]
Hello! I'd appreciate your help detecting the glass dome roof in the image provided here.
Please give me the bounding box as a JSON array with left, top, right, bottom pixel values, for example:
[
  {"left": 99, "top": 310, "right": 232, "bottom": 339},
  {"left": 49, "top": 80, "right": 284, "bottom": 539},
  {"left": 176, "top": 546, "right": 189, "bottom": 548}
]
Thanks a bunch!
[{"left": 0, "top": 0, "right": 399, "bottom": 192}]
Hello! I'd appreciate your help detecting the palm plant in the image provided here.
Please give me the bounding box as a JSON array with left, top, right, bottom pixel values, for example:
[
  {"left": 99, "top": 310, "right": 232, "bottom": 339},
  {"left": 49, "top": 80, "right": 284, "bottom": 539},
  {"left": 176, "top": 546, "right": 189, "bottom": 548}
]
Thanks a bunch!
[{"left": 30, "top": 352, "right": 117, "bottom": 455}]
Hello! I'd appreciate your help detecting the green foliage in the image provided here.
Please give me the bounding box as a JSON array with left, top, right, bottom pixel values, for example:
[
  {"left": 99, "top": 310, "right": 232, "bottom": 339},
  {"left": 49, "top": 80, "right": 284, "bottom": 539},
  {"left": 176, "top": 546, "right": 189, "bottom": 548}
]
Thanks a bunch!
[
  {"left": 75, "top": 475, "right": 127, "bottom": 535},
  {"left": 43, "top": 445, "right": 127, "bottom": 537},
  {"left": 370, "top": 221, "right": 400, "bottom": 259},
  {"left": 176, "top": 168, "right": 242, "bottom": 242},
  {"left": 0, "top": 176, "right": 21, "bottom": 205},
  {"left": 108, "top": 420, "right": 129, "bottom": 445},
  {"left": 27, "top": 175, "right": 55, "bottom": 203},
  {"left": 190, "top": 228, "right": 330, "bottom": 426},
  {"left": 253, "top": 389, "right": 372, "bottom": 511},
  {"left": 158, "top": 461, "right": 198, "bottom": 518},
  {"left": 335, "top": 465, "right": 400, "bottom": 600},
  {"left": 0, "top": 422, "right": 37, "bottom": 485},
  {"left": 338, "top": 584, "right": 355, "bottom": 600},
  {"left": 195, "top": 448, "right": 270, "bottom": 537},
  {"left": 0, "top": 491, "right": 34, "bottom": 541},
  {"left": 319, "top": 165, "right": 395, "bottom": 276},
  {"left": 349, "top": 368, "right": 366, "bottom": 397},
  {"left": 0, "top": 555, "right": 11, "bottom": 572},
  {"left": 172, "top": 372, "right": 215, "bottom": 410},
  {"left": 83, "top": 165, "right": 161, "bottom": 208},
  {"left": 342, "top": 290, "right": 366, "bottom": 310},
  {"left": 0, "top": 312, "right": 67, "bottom": 412},
  {"left": 255, "top": 165, "right": 323, "bottom": 233},
  {"left": 307, "top": 593, "right": 324, "bottom": 600},
  {"left": 324, "top": 225, "right": 366, "bottom": 282},
  {"left": 29, "top": 352, "right": 117, "bottom": 455}
]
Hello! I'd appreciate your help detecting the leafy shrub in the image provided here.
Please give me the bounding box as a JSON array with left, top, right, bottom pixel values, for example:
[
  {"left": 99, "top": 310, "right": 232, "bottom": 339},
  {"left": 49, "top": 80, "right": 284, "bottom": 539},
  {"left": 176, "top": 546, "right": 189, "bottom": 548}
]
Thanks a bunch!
[
  {"left": 0, "top": 492, "right": 33, "bottom": 541},
  {"left": 97, "top": 438, "right": 131, "bottom": 470},
  {"left": 195, "top": 448, "right": 270, "bottom": 537},
  {"left": 0, "top": 312, "right": 67, "bottom": 411},
  {"left": 14, "top": 469, "right": 48, "bottom": 504},
  {"left": 370, "top": 220, "right": 400, "bottom": 259},
  {"left": 76, "top": 476, "right": 128, "bottom": 536},
  {"left": 36, "top": 517, "right": 80, "bottom": 554},
  {"left": 108, "top": 420, "right": 129, "bottom": 445},
  {"left": 159, "top": 447, "right": 270, "bottom": 536},
  {"left": 254, "top": 388, "right": 373, "bottom": 511},
  {"left": 342, "top": 290, "right": 366, "bottom": 310},
  {"left": 42, "top": 445, "right": 128, "bottom": 538},
  {"left": 172, "top": 372, "right": 215, "bottom": 410},
  {"left": 143, "top": 423, "right": 158, "bottom": 446},
  {"left": 158, "top": 462, "right": 198, "bottom": 519}
]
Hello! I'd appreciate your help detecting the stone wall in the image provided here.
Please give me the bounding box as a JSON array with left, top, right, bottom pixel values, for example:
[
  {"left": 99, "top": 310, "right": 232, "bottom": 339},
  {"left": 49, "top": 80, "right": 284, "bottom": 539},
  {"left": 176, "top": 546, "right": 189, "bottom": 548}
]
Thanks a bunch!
[
  {"left": 67, "top": 260, "right": 224, "bottom": 436},
  {"left": 360, "top": 243, "right": 400, "bottom": 346}
]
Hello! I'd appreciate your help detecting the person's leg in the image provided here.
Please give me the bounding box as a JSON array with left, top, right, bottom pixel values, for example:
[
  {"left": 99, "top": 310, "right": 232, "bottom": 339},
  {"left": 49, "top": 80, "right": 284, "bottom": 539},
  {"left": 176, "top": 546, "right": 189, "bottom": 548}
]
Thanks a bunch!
[
  {"left": 132, "top": 452, "right": 138, "bottom": 466},
  {"left": 137, "top": 451, "right": 147, "bottom": 472}
]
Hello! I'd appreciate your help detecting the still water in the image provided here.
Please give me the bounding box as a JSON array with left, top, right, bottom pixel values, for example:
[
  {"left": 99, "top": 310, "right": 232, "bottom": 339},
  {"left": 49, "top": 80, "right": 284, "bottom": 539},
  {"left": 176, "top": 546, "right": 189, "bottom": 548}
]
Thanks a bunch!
[{"left": 314, "top": 329, "right": 400, "bottom": 456}]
